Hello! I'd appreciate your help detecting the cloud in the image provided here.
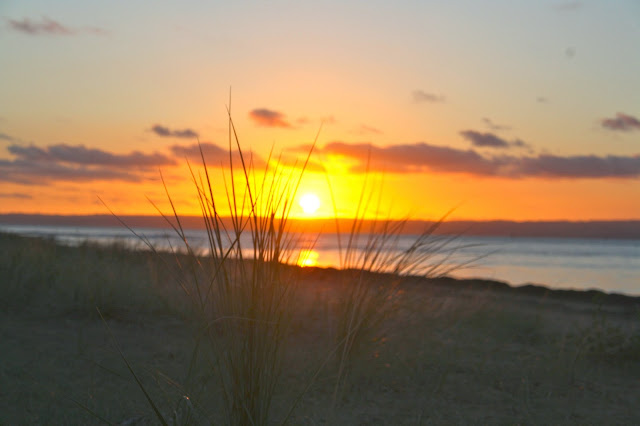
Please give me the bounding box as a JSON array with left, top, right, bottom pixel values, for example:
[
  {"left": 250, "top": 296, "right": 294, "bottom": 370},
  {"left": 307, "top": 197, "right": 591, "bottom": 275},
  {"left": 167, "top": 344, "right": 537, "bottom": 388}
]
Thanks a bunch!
[
  {"left": 6, "top": 17, "right": 107, "bottom": 36},
  {"left": 8, "top": 17, "right": 73, "bottom": 35},
  {"left": 0, "top": 139, "right": 310, "bottom": 185},
  {"left": 8, "top": 143, "right": 175, "bottom": 167},
  {"left": 517, "top": 154, "right": 640, "bottom": 178},
  {"left": 321, "top": 115, "right": 337, "bottom": 125},
  {"left": 565, "top": 47, "right": 576, "bottom": 59},
  {"left": 601, "top": 113, "right": 640, "bottom": 132},
  {"left": 0, "top": 132, "right": 17, "bottom": 143},
  {"left": 555, "top": 1, "right": 582, "bottom": 11},
  {"left": 460, "top": 130, "right": 527, "bottom": 150},
  {"left": 311, "top": 142, "right": 497, "bottom": 175},
  {"left": 151, "top": 124, "right": 199, "bottom": 139},
  {"left": 170, "top": 142, "right": 267, "bottom": 168},
  {"left": 294, "top": 115, "right": 337, "bottom": 127},
  {"left": 280, "top": 156, "right": 326, "bottom": 173},
  {"left": 0, "top": 158, "right": 144, "bottom": 185},
  {"left": 353, "top": 125, "right": 383, "bottom": 136},
  {"left": 305, "top": 141, "right": 640, "bottom": 179},
  {"left": 83, "top": 26, "right": 110, "bottom": 36},
  {"left": 536, "top": 97, "right": 549, "bottom": 103},
  {"left": 249, "top": 109, "right": 292, "bottom": 128},
  {"left": 460, "top": 131, "right": 508, "bottom": 148},
  {"left": 0, "top": 192, "right": 32, "bottom": 199},
  {"left": 1, "top": 143, "right": 176, "bottom": 185},
  {"left": 482, "top": 118, "right": 511, "bottom": 132},
  {"left": 412, "top": 90, "right": 445, "bottom": 104}
]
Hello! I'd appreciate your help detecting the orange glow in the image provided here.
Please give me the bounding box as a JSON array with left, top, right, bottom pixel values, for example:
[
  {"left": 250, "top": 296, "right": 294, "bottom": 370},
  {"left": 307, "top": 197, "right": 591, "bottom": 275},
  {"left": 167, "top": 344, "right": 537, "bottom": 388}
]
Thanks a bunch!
[
  {"left": 1, "top": 155, "right": 638, "bottom": 221},
  {"left": 2, "top": 167, "right": 638, "bottom": 221},
  {"left": 297, "top": 249, "right": 319, "bottom": 267}
]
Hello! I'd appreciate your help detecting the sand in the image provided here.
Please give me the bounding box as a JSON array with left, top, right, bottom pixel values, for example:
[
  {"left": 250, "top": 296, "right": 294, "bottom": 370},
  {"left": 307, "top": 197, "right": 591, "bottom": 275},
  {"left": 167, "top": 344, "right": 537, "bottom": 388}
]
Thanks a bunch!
[{"left": 1, "top": 232, "right": 639, "bottom": 424}]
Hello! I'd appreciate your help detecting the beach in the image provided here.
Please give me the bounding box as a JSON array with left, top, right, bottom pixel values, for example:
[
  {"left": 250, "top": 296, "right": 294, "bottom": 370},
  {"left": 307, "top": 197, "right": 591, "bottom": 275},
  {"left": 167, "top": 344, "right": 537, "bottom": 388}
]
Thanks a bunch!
[{"left": 2, "top": 232, "right": 639, "bottom": 424}]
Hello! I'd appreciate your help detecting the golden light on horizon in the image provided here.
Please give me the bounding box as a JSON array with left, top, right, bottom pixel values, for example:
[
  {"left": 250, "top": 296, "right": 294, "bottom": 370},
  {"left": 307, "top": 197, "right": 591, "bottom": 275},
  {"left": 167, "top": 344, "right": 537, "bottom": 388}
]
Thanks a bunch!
[
  {"left": 297, "top": 249, "right": 319, "bottom": 267},
  {"left": 299, "top": 193, "right": 321, "bottom": 215}
]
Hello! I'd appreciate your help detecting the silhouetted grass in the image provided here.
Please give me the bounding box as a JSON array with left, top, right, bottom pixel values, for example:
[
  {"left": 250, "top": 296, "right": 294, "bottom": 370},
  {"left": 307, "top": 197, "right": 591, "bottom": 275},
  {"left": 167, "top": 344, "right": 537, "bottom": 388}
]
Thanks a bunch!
[{"left": 111, "top": 112, "right": 475, "bottom": 424}]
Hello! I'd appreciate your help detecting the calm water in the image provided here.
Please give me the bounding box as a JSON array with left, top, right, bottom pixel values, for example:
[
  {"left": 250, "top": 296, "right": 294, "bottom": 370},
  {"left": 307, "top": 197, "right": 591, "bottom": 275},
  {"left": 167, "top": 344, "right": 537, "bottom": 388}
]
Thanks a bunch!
[{"left": 2, "top": 224, "right": 639, "bottom": 296}]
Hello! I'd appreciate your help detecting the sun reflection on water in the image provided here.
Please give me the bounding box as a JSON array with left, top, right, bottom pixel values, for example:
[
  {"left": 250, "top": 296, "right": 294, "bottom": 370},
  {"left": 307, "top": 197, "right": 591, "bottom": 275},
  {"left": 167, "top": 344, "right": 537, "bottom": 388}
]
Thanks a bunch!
[{"left": 298, "top": 249, "right": 319, "bottom": 267}]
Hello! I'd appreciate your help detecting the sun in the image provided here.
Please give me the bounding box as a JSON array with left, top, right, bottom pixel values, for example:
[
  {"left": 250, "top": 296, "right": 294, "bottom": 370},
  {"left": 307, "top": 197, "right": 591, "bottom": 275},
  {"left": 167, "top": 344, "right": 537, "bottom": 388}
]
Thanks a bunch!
[{"left": 299, "top": 193, "right": 321, "bottom": 215}]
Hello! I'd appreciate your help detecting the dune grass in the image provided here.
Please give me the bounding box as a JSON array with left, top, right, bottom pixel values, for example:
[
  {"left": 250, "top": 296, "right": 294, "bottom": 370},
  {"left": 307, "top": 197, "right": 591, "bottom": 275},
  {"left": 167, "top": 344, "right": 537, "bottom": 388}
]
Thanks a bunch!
[
  {"left": 0, "top": 232, "right": 177, "bottom": 317},
  {"left": 102, "top": 113, "right": 478, "bottom": 424},
  {"left": 323, "top": 170, "right": 476, "bottom": 413},
  {"left": 155, "top": 119, "right": 319, "bottom": 425}
]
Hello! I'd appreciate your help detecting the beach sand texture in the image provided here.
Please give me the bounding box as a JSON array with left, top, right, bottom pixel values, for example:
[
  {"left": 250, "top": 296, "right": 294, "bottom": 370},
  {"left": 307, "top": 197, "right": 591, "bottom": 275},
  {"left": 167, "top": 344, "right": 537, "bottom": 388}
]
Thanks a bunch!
[{"left": 1, "top": 232, "right": 639, "bottom": 425}]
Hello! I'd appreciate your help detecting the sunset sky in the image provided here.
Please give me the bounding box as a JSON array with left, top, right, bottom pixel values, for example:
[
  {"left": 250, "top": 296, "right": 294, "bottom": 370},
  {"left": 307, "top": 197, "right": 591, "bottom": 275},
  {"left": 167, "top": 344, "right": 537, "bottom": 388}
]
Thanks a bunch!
[{"left": 1, "top": 1, "right": 639, "bottom": 221}]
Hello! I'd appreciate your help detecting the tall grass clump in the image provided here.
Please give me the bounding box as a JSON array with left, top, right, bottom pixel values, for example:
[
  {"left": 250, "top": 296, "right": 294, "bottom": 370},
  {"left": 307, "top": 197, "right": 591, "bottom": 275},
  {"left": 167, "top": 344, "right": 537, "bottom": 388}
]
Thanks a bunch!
[
  {"left": 143, "top": 113, "right": 317, "bottom": 425},
  {"left": 325, "top": 169, "right": 469, "bottom": 408},
  {"left": 113, "top": 111, "right": 471, "bottom": 424}
]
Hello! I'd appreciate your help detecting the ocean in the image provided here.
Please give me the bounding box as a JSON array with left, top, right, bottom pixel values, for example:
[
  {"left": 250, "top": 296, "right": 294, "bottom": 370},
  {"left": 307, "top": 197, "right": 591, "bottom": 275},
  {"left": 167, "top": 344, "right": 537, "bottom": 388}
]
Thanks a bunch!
[{"left": 2, "top": 224, "right": 639, "bottom": 296}]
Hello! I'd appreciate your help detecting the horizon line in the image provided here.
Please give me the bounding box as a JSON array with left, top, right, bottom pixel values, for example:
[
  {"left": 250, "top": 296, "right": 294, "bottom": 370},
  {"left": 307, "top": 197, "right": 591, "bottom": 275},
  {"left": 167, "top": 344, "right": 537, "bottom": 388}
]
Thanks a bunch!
[{"left": 1, "top": 213, "right": 640, "bottom": 240}]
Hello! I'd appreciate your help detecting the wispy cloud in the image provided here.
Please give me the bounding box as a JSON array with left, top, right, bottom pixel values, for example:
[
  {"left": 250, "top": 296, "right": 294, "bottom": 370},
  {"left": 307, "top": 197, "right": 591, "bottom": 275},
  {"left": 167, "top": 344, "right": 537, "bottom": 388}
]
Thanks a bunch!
[
  {"left": 321, "top": 115, "right": 337, "bottom": 125},
  {"left": 8, "top": 144, "right": 175, "bottom": 167},
  {"left": 1, "top": 143, "right": 175, "bottom": 185},
  {"left": 295, "top": 115, "right": 337, "bottom": 127},
  {"left": 460, "top": 130, "right": 528, "bottom": 150},
  {"left": 352, "top": 125, "right": 383, "bottom": 136},
  {"left": 555, "top": 1, "right": 583, "bottom": 12},
  {"left": 0, "top": 132, "right": 17, "bottom": 143},
  {"left": 412, "top": 90, "right": 445, "bottom": 104},
  {"left": 536, "top": 96, "right": 549, "bottom": 103},
  {"left": 517, "top": 154, "right": 640, "bottom": 178},
  {"left": 150, "top": 124, "right": 199, "bottom": 139},
  {"left": 313, "top": 142, "right": 494, "bottom": 175},
  {"left": 249, "top": 108, "right": 292, "bottom": 128},
  {"left": 302, "top": 141, "right": 640, "bottom": 179},
  {"left": 0, "top": 158, "right": 143, "bottom": 185},
  {"left": 460, "top": 130, "right": 508, "bottom": 148},
  {"left": 170, "top": 142, "right": 267, "bottom": 168},
  {"left": 601, "top": 112, "right": 640, "bottom": 132},
  {"left": 0, "top": 192, "right": 32, "bottom": 199},
  {"left": 6, "top": 17, "right": 108, "bottom": 36},
  {"left": 565, "top": 47, "right": 576, "bottom": 59},
  {"left": 482, "top": 118, "right": 511, "bottom": 132}
]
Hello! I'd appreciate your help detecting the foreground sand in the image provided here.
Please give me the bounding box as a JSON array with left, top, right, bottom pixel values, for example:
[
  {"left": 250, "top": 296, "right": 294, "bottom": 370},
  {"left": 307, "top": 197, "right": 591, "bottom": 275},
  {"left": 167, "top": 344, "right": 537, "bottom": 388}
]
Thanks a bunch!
[{"left": 1, "top": 233, "right": 639, "bottom": 424}]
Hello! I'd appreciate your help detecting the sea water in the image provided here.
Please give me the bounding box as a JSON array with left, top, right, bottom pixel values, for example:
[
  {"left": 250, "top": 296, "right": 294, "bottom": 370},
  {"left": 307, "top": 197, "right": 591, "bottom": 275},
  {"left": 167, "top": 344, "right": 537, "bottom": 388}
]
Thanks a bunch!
[{"left": 2, "top": 224, "right": 639, "bottom": 296}]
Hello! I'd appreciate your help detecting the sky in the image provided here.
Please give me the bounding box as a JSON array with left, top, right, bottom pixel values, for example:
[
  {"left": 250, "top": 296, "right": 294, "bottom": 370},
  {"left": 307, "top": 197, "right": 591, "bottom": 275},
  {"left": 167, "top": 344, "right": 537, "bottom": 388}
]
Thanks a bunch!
[{"left": 1, "top": 0, "right": 639, "bottom": 221}]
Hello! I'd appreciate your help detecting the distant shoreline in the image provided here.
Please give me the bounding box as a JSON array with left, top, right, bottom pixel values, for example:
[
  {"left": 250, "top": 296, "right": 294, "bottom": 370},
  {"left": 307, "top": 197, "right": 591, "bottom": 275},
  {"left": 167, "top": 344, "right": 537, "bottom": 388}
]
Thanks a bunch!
[
  {"left": 2, "top": 229, "right": 639, "bottom": 305},
  {"left": 2, "top": 213, "right": 640, "bottom": 240}
]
